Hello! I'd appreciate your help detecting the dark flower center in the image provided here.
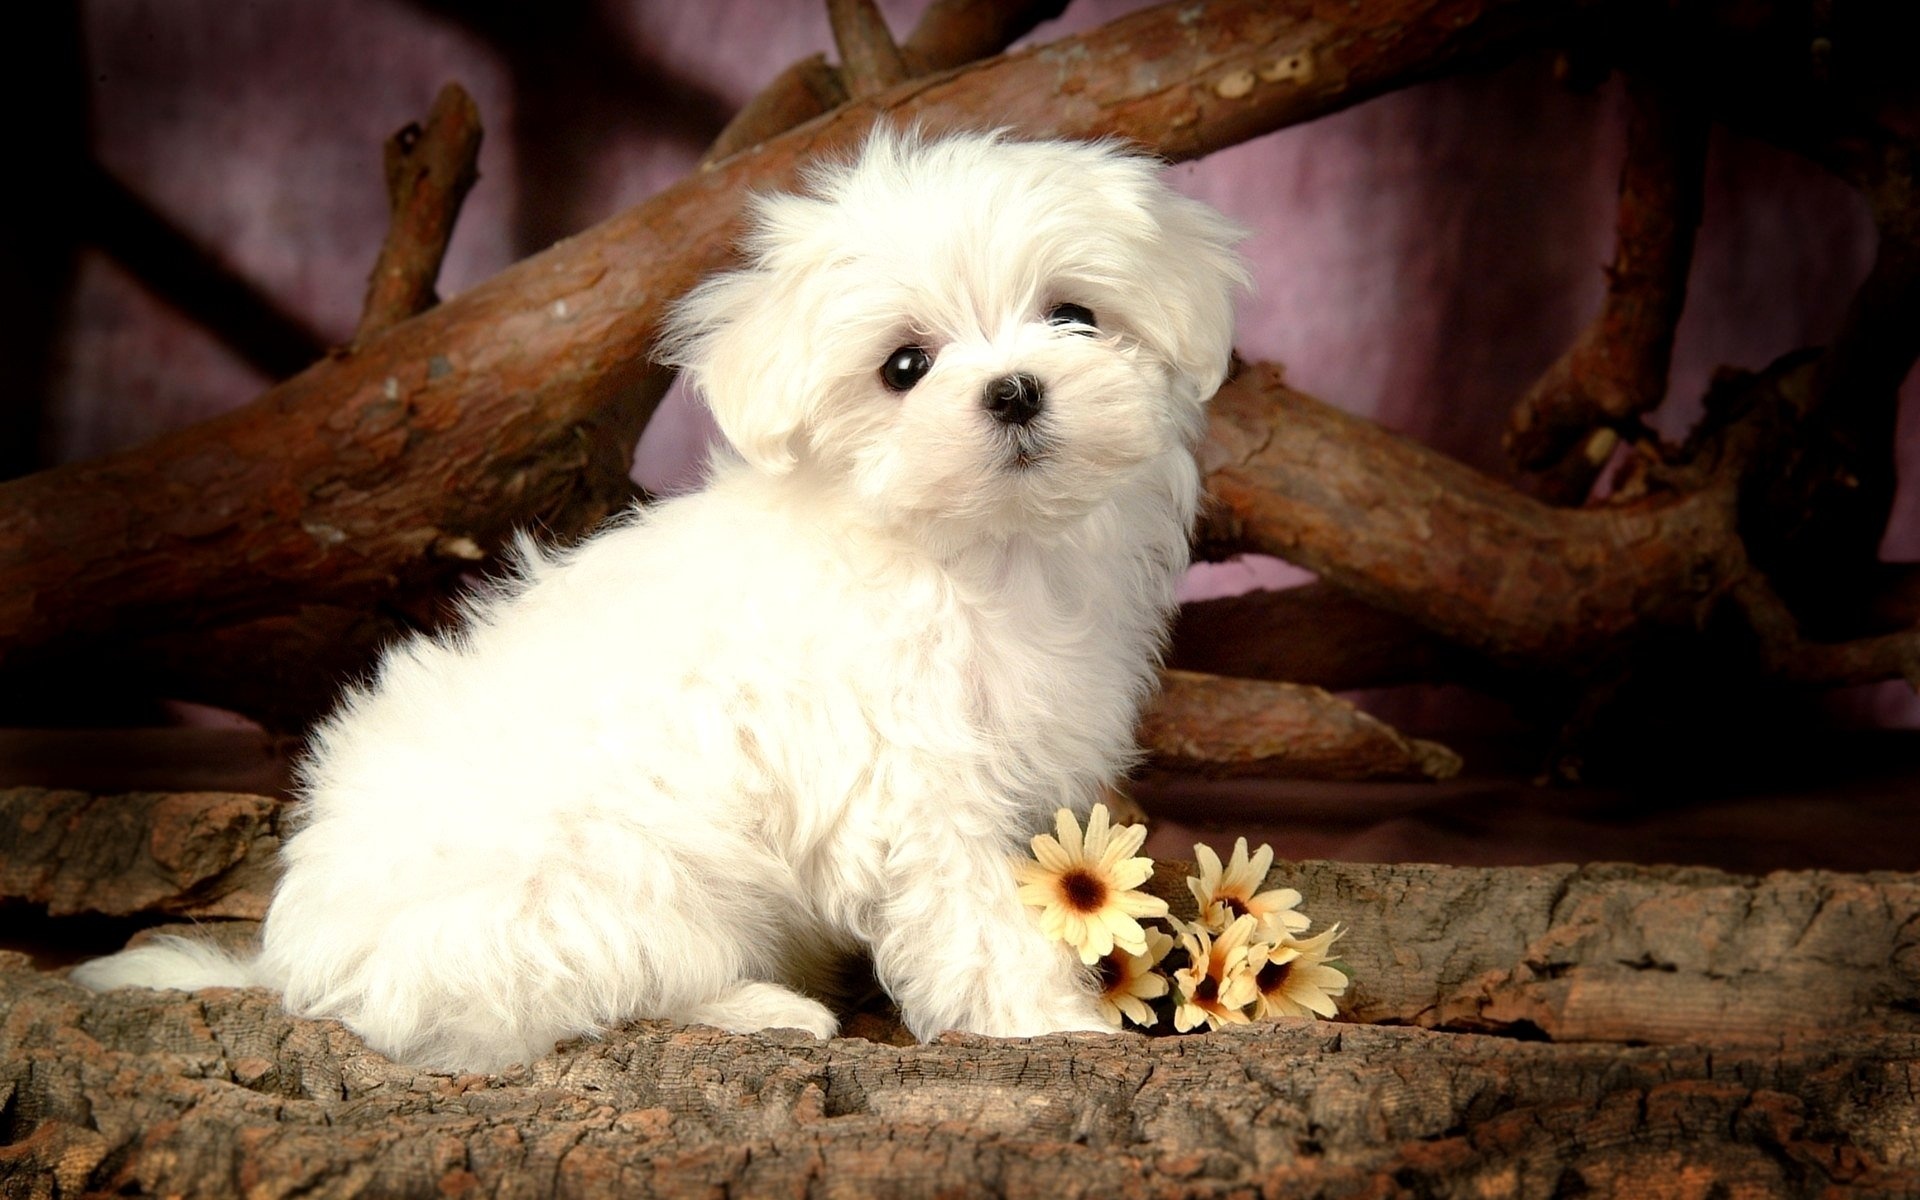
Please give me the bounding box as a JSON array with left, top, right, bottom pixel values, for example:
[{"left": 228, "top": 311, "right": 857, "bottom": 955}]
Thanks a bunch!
[
  {"left": 1223, "top": 896, "right": 1251, "bottom": 918},
  {"left": 1195, "top": 975, "right": 1219, "bottom": 1004},
  {"left": 1097, "top": 953, "right": 1126, "bottom": 994},
  {"left": 1060, "top": 868, "right": 1108, "bottom": 912},
  {"left": 1257, "top": 958, "right": 1294, "bottom": 994}
]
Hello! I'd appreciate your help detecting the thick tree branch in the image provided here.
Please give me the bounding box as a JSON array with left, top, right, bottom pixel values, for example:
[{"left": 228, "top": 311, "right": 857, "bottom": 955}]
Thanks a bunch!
[
  {"left": 0, "top": 0, "right": 1573, "bottom": 686},
  {"left": 1505, "top": 74, "right": 1708, "bottom": 499},
  {"left": 1200, "top": 362, "right": 1746, "bottom": 670},
  {"left": 1169, "top": 581, "right": 1467, "bottom": 690},
  {"left": 355, "top": 82, "right": 484, "bottom": 345},
  {"left": 1735, "top": 575, "right": 1920, "bottom": 689},
  {"left": 1140, "top": 670, "right": 1462, "bottom": 781}
]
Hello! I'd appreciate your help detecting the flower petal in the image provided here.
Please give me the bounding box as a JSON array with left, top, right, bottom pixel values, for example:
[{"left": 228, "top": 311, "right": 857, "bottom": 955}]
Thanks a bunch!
[
  {"left": 1029, "top": 834, "right": 1072, "bottom": 872},
  {"left": 1245, "top": 840, "right": 1275, "bottom": 882},
  {"left": 1055, "top": 808, "right": 1085, "bottom": 860},
  {"left": 1110, "top": 858, "right": 1154, "bottom": 891},
  {"left": 1192, "top": 843, "right": 1224, "bottom": 894},
  {"left": 1113, "top": 889, "right": 1170, "bottom": 918}
]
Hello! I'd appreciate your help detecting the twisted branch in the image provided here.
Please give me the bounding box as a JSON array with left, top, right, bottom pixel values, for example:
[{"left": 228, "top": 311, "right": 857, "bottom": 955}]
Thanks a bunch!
[
  {"left": 1505, "top": 74, "right": 1708, "bottom": 501},
  {"left": 0, "top": 0, "right": 1572, "bottom": 689}
]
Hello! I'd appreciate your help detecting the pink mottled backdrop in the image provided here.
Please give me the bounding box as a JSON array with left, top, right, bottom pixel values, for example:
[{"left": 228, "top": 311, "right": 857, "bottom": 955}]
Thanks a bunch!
[{"left": 22, "top": 0, "right": 1919, "bottom": 727}]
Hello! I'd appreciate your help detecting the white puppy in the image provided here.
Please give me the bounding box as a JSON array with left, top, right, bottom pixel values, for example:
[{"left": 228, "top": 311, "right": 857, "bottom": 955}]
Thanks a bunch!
[{"left": 74, "top": 129, "right": 1246, "bottom": 1072}]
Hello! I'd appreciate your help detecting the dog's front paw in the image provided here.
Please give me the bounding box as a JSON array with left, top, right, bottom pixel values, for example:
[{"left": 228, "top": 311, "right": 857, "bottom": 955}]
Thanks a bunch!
[{"left": 680, "top": 980, "right": 839, "bottom": 1040}]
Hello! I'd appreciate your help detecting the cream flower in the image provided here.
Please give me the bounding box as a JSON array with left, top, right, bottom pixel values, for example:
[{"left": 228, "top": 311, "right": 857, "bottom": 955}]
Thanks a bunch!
[
  {"left": 1094, "top": 925, "right": 1174, "bottom": 1029},
  {"left": 1187, "top": 838, "right": 1310, "bottom": 938},
  {"left": 1170, "top": 914, "right": 1260, "bottom": 1032},
  {"left": 1249, "top": 925, "right": 1350, "bottom": 1020},
  {"left": 1015, "top": 804, "right": 1170, "bottom": 964}
]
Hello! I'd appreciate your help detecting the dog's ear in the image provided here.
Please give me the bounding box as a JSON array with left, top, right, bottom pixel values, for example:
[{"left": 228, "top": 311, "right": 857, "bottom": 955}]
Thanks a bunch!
[
  {"left": 1132, "top": 189, "right": 1250, "bottom": 408},
  {"left": 656, "top": 214, "right": 828, "bottom": 475}
]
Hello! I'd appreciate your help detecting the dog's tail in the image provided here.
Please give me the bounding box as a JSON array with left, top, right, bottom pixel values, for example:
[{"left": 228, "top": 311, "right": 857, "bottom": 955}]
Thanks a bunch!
[{"left": 69, "top": 935, "right": 268, "bottom": 992}]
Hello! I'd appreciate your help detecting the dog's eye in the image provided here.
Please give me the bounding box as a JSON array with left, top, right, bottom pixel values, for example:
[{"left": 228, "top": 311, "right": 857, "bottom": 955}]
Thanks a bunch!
[
  {"left": 881, "top": 346, "right": 933, "bottom": 391},
  {"left": 1047, "top": 303, "right": 1097, "bottom": 332}
]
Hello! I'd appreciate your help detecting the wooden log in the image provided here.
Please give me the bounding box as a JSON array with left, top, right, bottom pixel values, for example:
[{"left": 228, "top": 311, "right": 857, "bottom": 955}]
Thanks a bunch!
[
  {"left": 0, "top": 0, "right": 1574, "bottom": 681},
  {"left": 1200, "top": 362, "right": 1749, "bottom": 670},
  {"left": 1246, "top": 859, "right": 1920, "bottom": 1046},
  {"left": 0, "top": 788, "right": 284, "bottom": 920},
  {"left": 1, "top": 943, "right": 1913, "bottom": 1196},
  {"left": 1168, "top": 581, "right": 1467, "bottom": 690},
  {"left": 1140, "top": 670, "right": 1463, "bottom": 781},
  {"left": 14, "top": 787, "right": 1915, "bottom": 1051}
]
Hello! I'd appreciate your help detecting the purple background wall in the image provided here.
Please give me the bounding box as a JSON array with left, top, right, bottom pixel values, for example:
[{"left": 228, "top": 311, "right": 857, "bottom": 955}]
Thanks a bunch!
[{"left": 25, "top": 0, "right": 1919, "bottom": 727}]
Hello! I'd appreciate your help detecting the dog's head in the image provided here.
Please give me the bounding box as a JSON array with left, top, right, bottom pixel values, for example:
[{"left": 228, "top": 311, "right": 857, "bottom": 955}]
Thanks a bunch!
[{"left": 660, "top": 128, "right": 1248, "bottom": 536}]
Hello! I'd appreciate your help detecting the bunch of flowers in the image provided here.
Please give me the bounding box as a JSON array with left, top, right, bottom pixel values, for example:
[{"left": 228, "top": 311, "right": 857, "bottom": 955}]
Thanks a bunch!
[{"left": 1014, "top": 803, "right": 1350, "bottom": 1032}]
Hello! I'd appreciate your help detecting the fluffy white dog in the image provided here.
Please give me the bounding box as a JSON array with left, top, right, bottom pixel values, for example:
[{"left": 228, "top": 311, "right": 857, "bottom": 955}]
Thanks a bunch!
[{"left": 74, "top": 129, "right": 1246, "bottom": 1072}]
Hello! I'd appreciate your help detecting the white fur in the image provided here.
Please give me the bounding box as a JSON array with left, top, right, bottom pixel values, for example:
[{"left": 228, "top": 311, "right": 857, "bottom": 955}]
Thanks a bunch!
[{"left": 72, "top": 129, "right": 1247, "bottom": 1072}]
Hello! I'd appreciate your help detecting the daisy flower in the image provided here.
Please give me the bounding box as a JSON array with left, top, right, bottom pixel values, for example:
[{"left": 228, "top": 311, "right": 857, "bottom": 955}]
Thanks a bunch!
[
  {"left": 1187, "top": 838, "right": 1310, "bottom": 938},
  {"left": 1015, "top": 804, "right": 1170, "bottom": 964},
  {"left": 1094, "top": 925, "right": 1174, "bottom": 1029},
  {"left": 1248, "top": 925, "right": 1350, "bottom": 1020},
  {"left": 1170, "top": 914, "right": 1261, "bottom": 1032}
]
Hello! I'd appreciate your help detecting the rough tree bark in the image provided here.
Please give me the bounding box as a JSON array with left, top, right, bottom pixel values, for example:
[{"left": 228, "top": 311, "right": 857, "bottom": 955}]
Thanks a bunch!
[
  {"left": 1504, "top": 74, "right": 1708, "bottom": 502},
  {"left": 1200, "top": 361, "right": 1920, "bottom": 691},
  {"left": 7, "top": 786, "right": 1915, "bottom": 1050},
  {"left": 1199, "top": 363, "right": 1745, "bottom": 671},
  {"left": 0, "top": 0, "right": 1574, "bottom": 690},
  {"left": 1140, "top": 671, "right": 1463, "bottom": 781},
  {"left": 356, "top": 82, "right": 485, "bottom": 345},
  {"left": 3, "top": 853, "right": 1915, "bottom": 1197},
  {"left": 0, "top": 787, "right": 282, "bottom": 921},
  {"left": 1168, "top": 582, "right": 1466, "bottom": 692}
]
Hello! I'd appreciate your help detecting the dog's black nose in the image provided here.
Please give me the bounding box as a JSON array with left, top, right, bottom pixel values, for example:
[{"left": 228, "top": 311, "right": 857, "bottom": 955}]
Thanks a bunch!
[{"left": 983, "top": 373, "right": 1044, "bottom": 427}]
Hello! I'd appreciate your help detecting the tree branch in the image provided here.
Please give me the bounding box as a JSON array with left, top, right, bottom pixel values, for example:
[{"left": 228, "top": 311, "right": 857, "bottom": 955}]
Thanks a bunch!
[
  {"left": 1169, "top": 581, "right": 1468, "bottom": 690},
  {"left": 0, "top": 0, "right": 1573, "bottom": 688},
  {"left": 827, "top": 0, "right": 911, "bottom": 98},
  {"left": 704, "top": 0, "right": 1069, "bottom": 165},
  {"left": 1140, "top": 669, "right": 1462, "bottom": 781},
  {"left": 355, "top": 82, "right": 484, "bottom": 345},
  {"left": 1199, "top": 362, "right": 1747, "bottom": 670},
  {"left": 1505, "top": 74, "right": 1708, "bottom": 500}
]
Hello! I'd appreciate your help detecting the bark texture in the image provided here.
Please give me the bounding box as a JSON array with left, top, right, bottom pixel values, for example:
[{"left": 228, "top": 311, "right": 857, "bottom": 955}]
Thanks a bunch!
[
  {"left": 1168, "top": 582, "right": 1465, "bottom": 692},
  {"left": 3, "top": 856, "right": 1916, "bottom": 1197},
  {"left": 1198, "top": 362, "right": 1744, "bottom": 671},
  {"left": 0, "top": 0, "right": 1571, "bottom": 686},
  {"left": 8, "top": 788, "right": 1914, "bottom": 1049},
  {"left": 1505, "top": 75, "right": 1708, "bottom": 496},
  {"left": 1140, "top": 670, "right": 1462, "bottom": 781},
  {"left": 2, "top": 971, "right": 1913, "bottom": 1199},
  {"left": 0, "top": 788, "right": 283, "bottom": 920},
  {"left": 356, "top": 82, "right": 484, "bottom": 345}
]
